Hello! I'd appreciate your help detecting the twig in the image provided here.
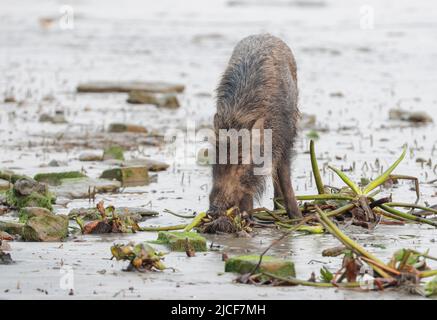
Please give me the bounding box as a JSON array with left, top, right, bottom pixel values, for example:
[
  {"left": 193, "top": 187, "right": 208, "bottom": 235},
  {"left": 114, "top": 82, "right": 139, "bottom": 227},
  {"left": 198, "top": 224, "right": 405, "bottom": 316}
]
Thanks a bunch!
[
  {"left": 163, "top": 209, "right": 196, "bottom": 219},
  {"left": 140, "top": 224, "right": 186, "bottom": 231},
  {"left": 385, "top": 202, "right": 437, "bottom": 216},
  {"left": 262, "top": 272, "right": 363, "bottom": 288},
  {"left": 379, "top": 204, "right": 437, "bottom": 227}
]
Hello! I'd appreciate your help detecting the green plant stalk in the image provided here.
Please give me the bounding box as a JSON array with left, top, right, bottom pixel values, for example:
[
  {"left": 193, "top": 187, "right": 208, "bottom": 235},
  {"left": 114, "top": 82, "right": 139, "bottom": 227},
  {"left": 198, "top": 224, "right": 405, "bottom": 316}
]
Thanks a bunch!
[
  {"left": 315, "top": 206, "right": 392, "bottom": 279},
  {"left": 275, "top": 222, "right": 324, "bottom": 234},
  {"left": 296, "top": 194, "right": 354, "bottom": 201},
  {"left": 183, "top": 211, "right": 207, "bottom": 232},
  {"left": 420, "top": 270, "right": 437, "bottom": 279},
  {"left": 328, "top": 165, "right": 362, "bottom": 195},
  {"left": 141, "top": 224, "right": 187, "bottom": 232},
  {"left": 373, "top": 208, "right": 407, "bottom": 222},
  {"left": 75, "top": 217, "right": 85, "bottom": 233},
  {"left": 310, "top": 140, "right": 325, "bottom": 194},
  {"left": 264, "top": 209, "right": 289, "bottom": 223},
  {"left": 163, "top": 209, "right": 196, "bottom": 219},
  {"left": 262, "top": 272, "right": 363, "bottom": 288},
  {"left": 379, "top": 204, "right": 437, "bottom": 228},
  {"left": 385, "top": 202, "right": 437, "bottom": 215},
  {"left": 326, "top": 203, "right": 356, "bottom": 218},
  {"left": 363, "top": 145, "right": 407, "bottom": 194},
  {"left": 273, "top": 198, "right": 286, "bottom": 210},
  {"left": 410, "top": 250, "right": 437, "bottom": 261}
]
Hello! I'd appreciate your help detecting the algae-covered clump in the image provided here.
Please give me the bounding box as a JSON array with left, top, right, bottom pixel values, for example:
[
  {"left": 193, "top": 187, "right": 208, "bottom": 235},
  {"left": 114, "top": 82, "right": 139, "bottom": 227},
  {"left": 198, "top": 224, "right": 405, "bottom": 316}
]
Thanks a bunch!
[
  {"left": 100, "top": 167, "right": 149, "bottom": 186},
  {"left": 0, "top": 170, "right": 31, "bottom": 184},
  {"left": 225, "top": 255, "right": 296, "bottom": 278},
  {"left": 103, "top": 146, "right": 125, "bottom": 161},
  {"left": 6, "top": 178, "right": 54, "bottom": 211},
  {"left": 155, "top": 231, "right": 207, "bottom": 252},
  {"left": 34, "top": 171, "right": 87, "bottom": 186},
  {"left": 1, "top": 209, "right": 68, "bottom": 242},
  {"left": 22, "top": 214, "right": 69, "bottom": 241}
]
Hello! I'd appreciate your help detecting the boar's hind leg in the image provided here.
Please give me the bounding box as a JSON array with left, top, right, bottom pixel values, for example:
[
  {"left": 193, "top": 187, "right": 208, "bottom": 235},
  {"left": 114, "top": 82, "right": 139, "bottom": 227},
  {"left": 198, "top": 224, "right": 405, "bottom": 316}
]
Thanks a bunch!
[
  {"left": 277, "top": 159, "right": 302, "bottom": 219},
  {"left": 239, "top": 194, "right": 253, "bottom": 213},
  {"left": 273, "top": 180, "right": 283, "bottom": 210}
]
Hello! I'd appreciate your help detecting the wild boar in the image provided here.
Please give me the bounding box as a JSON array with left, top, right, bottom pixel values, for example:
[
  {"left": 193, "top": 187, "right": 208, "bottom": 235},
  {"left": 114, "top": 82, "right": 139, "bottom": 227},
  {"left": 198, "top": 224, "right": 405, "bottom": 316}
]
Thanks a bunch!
[{"left": 208, "top": 34, "right": 302, "bottom": 219}]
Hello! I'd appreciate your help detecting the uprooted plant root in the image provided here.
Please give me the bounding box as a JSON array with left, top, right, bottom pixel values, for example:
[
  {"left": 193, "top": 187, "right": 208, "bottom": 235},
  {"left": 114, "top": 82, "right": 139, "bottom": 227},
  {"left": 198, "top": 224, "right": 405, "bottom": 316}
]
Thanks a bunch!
[
  {"left": 197, "top": 207, "right": 253, "bottom": 235},
  {"left": 200, "top": 215, "right": 238, "bottom": 234}
]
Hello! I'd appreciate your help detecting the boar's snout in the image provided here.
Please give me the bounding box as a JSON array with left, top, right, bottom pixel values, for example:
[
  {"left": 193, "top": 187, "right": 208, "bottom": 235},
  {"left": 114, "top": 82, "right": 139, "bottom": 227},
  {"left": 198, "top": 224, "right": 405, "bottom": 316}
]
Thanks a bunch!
[{"left": 206, "top": 204, "right": 221, "bottom": 218}]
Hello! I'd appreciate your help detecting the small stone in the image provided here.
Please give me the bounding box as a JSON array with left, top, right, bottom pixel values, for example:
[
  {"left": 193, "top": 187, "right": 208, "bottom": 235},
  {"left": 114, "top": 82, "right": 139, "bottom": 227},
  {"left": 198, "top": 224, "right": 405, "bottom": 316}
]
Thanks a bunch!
[
  {"left": 196, "top": 148, "right": 211, "bottom": 166},
  {"left": 22, "top": 213, "right": 69, "bottom": 241},
  {"left": 156, "top": 231, "right": 207, "bottom": 252},
  {"left": 68, "top": 207, "right": 158, "bottom": 222},
  {"left": 78, "top": 152, "right": 102, "bottom": 162},
  {"left": 50, "top": 178, "right": 121, "bottom": 199},
  {"left": 4, "top": 96, "right": 16, "bottom": 103},
  {"left": 100, "top": 167, "right": 149, "bottom": 187},
  {"left": 48, "top": 160, "right": 61, "bottom": 167},
  {"left": 408, "top": 111, "right": 433, "bottom": 123},
  {"left": 19, "top": 207, "right": 52, "bottom": 223},
  {"left": 0, "top": 179, "right": 11, "bottom": 191},
  {"left": 122, "top": 159, "right": 169, "bottom": 172},
  {"left": 39, "top": 114, "right": 53, "bottom": 122},
  {"left": 34, "top": 171, "right": 87, "bottom": 186},
  {"left": 108, "top": 123, "right": 147, "bottom": 133},
  {"left": 0, "top": 250, "right": 13, "bottom": 265},
  {"left": 77, "top": 81, "right": 185, "bottom": 93},
  {"left": 127, "top": 91, "right": 180, "bottom": 109},
  {"left": 0, "top": 231, "right": 13, "bottom": 241},
  {"left": 300, "top": 113, "right": 317, "bottom": 129},
  {"left": 225, "top": 255, "right": 296, "bottom": 278},
  {"left": 389, "top": 109, "right": 433, "bottom": 123},
  {"left": 0, "top": 221, "right": 24, "bottom": 236},
  {"left": 0, "top": 170, "right": 30, "bottom": 184},
  {"left": 52, "top": 110, "right": 67, "bottom": 124},
  {"left": 330, "top": 91, "right": 344, "bottom": 98},
  {"left": 102, "top": 146, "right": 125, "bottom": 161},
  {"left": 38, "top": 111, "right": 67, "bottom": 124},
  {"left": 13, "top": 178, "right": 48, "bottom": 196}
]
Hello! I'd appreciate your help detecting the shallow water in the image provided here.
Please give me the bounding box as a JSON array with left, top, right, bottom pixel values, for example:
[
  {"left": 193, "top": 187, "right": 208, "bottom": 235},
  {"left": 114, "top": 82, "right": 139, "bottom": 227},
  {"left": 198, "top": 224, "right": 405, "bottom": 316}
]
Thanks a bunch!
[{"left": 0, "top": 0, "right": 436, "bottom": 299}]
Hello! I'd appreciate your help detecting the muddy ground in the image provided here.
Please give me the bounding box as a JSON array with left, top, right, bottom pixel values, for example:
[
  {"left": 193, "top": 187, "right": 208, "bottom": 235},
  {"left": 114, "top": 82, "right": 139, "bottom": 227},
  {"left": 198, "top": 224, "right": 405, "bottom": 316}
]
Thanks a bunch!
[{"left": 0, "top": 0, "right": 436, "bottom": 299}]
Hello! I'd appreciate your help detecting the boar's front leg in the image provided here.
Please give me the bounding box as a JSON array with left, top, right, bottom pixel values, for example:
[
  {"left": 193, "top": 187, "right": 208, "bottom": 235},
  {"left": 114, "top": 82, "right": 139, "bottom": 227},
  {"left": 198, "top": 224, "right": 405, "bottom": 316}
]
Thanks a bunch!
[
  {"left": 239, "top": 194, "right": 253, "bottom": 213},
  {"left": 277, "top": 159, "right": 302, "bottom": 219}
]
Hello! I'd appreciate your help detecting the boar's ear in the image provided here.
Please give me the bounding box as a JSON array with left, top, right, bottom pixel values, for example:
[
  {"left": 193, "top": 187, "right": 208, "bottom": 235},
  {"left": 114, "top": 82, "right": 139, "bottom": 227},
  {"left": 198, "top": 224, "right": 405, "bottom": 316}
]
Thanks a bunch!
[{"left": 213, "top": 113, "right": 220, "bottom": 133}]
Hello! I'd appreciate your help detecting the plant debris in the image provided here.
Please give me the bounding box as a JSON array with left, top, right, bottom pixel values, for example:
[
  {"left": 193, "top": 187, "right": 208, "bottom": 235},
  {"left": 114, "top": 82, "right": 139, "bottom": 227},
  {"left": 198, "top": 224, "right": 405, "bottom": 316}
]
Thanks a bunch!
[
  {"left": 229, "top": 141, "right": 437, "bottom": 297},
  {"left": 197, "top": 208, "right": 253, "bottom": 234},
  {"left": 253, "top": 141, "right": 437, "bottom": 231},
  {"left": 76, "top": 201, "right": 140, "bottom": 234},
  {"left": 110, "top": 241, "right": 166, "bottom": 272},
  {"left": 0, "top": 247, "right": 13, "bottom": 265}
]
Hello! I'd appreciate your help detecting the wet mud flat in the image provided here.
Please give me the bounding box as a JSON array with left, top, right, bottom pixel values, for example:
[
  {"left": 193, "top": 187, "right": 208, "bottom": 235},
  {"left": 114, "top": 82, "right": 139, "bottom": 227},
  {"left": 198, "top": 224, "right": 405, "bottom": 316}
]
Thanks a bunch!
[{"left": 1, "top": 0, "right": 437, "bottom": 299}]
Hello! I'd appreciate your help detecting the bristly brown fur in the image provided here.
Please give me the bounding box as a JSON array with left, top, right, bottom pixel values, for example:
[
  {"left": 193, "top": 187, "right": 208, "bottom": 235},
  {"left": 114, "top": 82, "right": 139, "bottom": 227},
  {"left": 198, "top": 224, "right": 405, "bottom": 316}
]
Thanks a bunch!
[{"left": 209, "top": 34, "right": 301, "bottom": 219}]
